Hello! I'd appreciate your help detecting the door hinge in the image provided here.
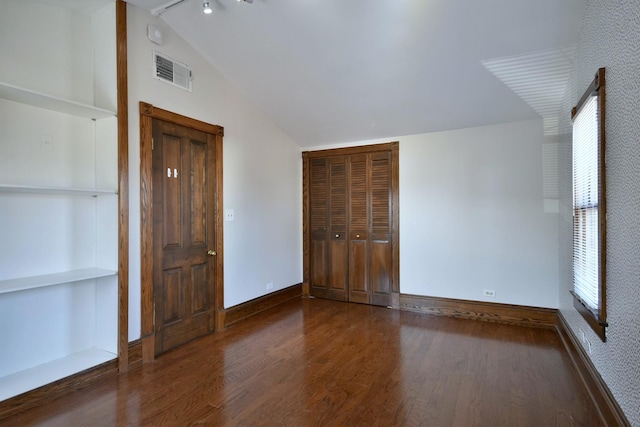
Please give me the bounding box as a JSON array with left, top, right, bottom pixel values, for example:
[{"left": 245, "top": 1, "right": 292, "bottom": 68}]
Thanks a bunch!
[
  {"left": 152, "top": 137, "right": 154, "bottom": 150},
  {"left": 153, "top": 302, "right": 156, "bottom": 327}
]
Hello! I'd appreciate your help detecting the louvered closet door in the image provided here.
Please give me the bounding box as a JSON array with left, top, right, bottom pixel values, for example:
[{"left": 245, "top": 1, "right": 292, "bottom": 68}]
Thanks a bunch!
[
  {"left": 368, "top": 152, "right": 392, "bottom": 306},
  {"left": 348, "top": 152, "right": 392, "bottom": 306},
  {"left": 309, "top": 156, "right": 348, "bottom": 301},
  {"left": 348, "top": 154, "right": 369, "bottom": 304}
]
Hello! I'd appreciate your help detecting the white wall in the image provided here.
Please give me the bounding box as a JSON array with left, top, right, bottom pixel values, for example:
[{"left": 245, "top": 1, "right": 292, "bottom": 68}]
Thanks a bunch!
[
  {"left": 399, "top": 120, "right": 558, "bottom": 307},
  {"left": 312, "top": 119, "right": 559, "bottom": 308},
  {"left": 126, "top": 4, "right": 303, "bottom": 339},
  {"left": 557, "top": 2, "right": 640, "bottom": 425}
]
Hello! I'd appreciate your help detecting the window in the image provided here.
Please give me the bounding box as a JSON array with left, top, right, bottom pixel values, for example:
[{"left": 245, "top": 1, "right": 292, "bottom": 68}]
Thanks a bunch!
[{"left": 571, "top": 68, "right": 607, "bottom": 341}]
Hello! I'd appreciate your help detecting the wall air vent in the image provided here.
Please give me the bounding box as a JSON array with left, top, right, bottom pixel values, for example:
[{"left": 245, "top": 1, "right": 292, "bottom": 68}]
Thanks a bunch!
[{"left": 153, "top": 51, "right": 192, "bottom": 92}]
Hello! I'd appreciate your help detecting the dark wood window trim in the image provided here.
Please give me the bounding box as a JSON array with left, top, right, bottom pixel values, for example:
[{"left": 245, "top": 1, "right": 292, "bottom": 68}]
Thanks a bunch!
[{"left": 571, "top": 68, "right": 607, "bottom": 342}]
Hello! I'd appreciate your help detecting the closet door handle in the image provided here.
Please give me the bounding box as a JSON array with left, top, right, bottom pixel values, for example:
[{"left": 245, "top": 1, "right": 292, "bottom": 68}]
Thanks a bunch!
[
  {"left": 335, "top": 234, "right": 340, "bottom": 238},
  {"left": 356, "top": 234, "right": 360, "bottom": 238},
  {"left": 207, "top": 250, "right": 217, "bottom": 256}
]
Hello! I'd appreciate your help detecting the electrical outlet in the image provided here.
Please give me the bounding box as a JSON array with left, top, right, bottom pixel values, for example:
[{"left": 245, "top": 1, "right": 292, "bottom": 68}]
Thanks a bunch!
[
  {"left": 266, "top": 282, "right": 273, "bottom": 291},
  {"left": 225, "top": 209, "right": 234, "bottom": 222},
  {"left": 483, "top": 289, "right": 496, "bottom": 298},
  {"left": 586, "top": 338, "right": 592, "bottom": 355},
  {"left": 42, "top": 134, "right": 54, "bottom": 151}
]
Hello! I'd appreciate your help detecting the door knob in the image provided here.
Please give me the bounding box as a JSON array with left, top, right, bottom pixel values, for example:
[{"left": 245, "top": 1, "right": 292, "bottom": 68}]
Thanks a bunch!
[
  {"left": 356, "top": 234, "right": 360, "bottom": 238},
  {"left": 207, "top": 250, "right": 217, "bottom": 256},
  {"left": 335, "top": 234, "right": 340, "bottom": 238}
]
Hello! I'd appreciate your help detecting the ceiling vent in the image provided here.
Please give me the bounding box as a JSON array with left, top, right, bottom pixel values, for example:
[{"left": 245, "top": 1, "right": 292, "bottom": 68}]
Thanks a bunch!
[{"left": 153, "top": 51, "right": 192, "bottom": 92}]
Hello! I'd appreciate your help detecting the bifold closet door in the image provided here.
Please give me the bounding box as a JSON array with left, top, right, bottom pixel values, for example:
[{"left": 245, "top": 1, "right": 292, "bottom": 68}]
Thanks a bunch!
[
  {"left": 348, "top": 152, "right": 392, "bottom": 306},
  {"left": 368, "top": 152, "right": 393, "bottom": 306},
  {"left": 309, "top": 156, "right": 348, "bottom": 301}
]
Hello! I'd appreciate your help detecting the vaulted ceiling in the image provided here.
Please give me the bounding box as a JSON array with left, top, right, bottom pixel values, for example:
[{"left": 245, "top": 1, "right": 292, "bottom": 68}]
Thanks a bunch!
[{"left": 126, "top": 0, "right": 587, "bottom": 147}]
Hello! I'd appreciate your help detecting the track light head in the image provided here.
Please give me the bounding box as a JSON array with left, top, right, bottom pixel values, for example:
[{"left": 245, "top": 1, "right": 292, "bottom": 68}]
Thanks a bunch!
[{"left": 203, "top": 1, "right": 212, "bottom": 14}]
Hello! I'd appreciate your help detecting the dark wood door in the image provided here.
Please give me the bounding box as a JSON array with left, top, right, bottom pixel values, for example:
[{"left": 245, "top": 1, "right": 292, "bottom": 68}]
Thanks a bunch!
[
  {"left": 368, "top": 151, "right": 393, "bottom": 306},
  {"left": 307, "top": 147, "right": 394, "bottom": 307},
  {"left": 348, "top": 152, "right": 392, "bottom": 306},
  {"left": 309, "top": 156, "right": 348, "bottom": 301},
  {"left": 152, "top": 118, "right": 218, "bottom": 355},
  {"left": 348, "top": 154, "right": 369, "bottom": 304}
]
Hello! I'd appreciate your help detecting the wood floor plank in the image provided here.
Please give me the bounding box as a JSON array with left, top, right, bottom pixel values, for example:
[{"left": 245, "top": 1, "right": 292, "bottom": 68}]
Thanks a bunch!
[{"left": 0, "top": 298, "right": 604, "bottom": 426}]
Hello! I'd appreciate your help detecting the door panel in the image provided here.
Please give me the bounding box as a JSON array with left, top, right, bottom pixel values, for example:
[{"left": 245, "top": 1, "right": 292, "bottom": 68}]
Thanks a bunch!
[
  {"left": 162, "top": 268, "right": 182, "bottom": 324},
  {"left": 163, "top": 135, "right": 182, "bottom": 248},
  {"left": 152, "top": 118, "right": 217, "bottom": 355},
  {"left": 329, "top": 237, "right": 348, "bottom": 297},
  {"left": 328, "top": 157, "right": 348, "bottom": 301},
  {"left": 349, "top": 238, "right": 368, "bottom": 304},
  {"left": 370, "top": 239, "right": 392, "bottom": 306},
  {"left": 310, "top": 239, "right": 329, "bottom": 296},
  {"left": 349, "top": 154, "right": 369, "bottom": 303},
  {"left": 190, "top": 141, "right": 207, "bottom": 245},
  {"left": 309, "top": 159, "right": 330, "bottom": 298},
  {"left": 370, "top": 153, "right": 391, "bottom": 234},
  {"left": 191, "top": 263, "right": 208, "bottom": 314},
  {"left": 369, "top": 152, "right": 392, "bottom": 306}
]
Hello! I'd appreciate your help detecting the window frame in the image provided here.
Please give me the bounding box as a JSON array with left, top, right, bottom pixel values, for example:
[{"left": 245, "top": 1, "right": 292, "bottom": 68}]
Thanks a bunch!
[{"left": 570, "top": 67, "right": 607, "bottom": 342}]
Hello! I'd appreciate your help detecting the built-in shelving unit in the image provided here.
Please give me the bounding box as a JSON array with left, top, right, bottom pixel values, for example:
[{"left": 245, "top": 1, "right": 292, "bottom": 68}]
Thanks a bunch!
[
  {"left": 0, "top": 268, "right": 117, "bottom": 295},
  {"left": 0, "top": 183, "right": 117, "bottom": 197},
  {"left": 0, "top": 0, "right": 119, "bottom": 402},
  {"left": 0, "top": 348, "right": 116, "bottom": 402},
  {"left": 0, "top": 82, "right": 115, "bottom": 120}
]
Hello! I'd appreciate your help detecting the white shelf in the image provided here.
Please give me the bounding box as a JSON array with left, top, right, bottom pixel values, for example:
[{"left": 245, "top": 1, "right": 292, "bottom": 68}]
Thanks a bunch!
[
  {"left": 0, "top": 348, "right": 116, "bottom": 401},
  {"left": 0, "top": 81, "right": 115, "bottom": 120},
  {"left": 0, "top": 268, "right": 117, "bottom": 295},
  {"left": 0, "top": 184, "right": 117, "bottom": 197}
]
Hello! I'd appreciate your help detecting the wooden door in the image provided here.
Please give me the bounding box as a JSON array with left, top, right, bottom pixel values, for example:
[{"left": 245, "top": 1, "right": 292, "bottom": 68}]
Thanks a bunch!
[
  {"left": 304, "top": 143, "right": 398, "bottom": 307},
  {"left": 309, "top": 156, "right": 348, "bottom": 301},
  {"left": 348, "top": 152, "right": 392, "bottom": 306},
  {"left": 368, "top": 152, "right": 393, "bottom": 306},
  {"left": 348, "top": 154, "right": 369, "bottom": 304},
  {"left": 152, "top": 118, "right": 218, "bottom": 355}
]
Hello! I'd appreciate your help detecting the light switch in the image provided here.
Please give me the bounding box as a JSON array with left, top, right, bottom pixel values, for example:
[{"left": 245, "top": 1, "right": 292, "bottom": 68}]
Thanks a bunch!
[{"left": 225, "top": 209, "right": 234, "bottom": 222}]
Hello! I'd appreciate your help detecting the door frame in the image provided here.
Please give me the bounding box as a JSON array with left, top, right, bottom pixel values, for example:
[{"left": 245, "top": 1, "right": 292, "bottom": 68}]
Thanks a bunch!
[
  {"left": 302, "top": 141, "right": 400, "bottom": 308},
  {"left": 139, "top": 102, "right": 224, "bottom": 363}
]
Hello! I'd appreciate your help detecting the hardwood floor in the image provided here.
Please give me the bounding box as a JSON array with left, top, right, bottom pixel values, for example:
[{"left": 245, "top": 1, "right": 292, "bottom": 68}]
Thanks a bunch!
[{"left": 1, "top": 298, "right": 603, "bottom": 426}]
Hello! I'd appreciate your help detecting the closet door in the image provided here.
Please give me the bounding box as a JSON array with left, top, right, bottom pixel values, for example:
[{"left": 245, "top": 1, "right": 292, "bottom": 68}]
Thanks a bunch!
[
  {"left": 348, "top": 152, "right": 392, "bottom": 306},
  {"left": 309, "top": 156, "right": 348, "bottom": 301},
  {"left": 348, "top": 154, "right": 369, "bottom": 304},
  {"left": 369, "top": 152, "right": 393, "bottom": 306},
  {"left": 327, "top": 156, "right": 349, "bottom": 301},
  {"left": 309, "top": 158, "right": 330, "bottom": 298},
  {"left": 304, "top": 142, "right": 397, "bottom": 307}
]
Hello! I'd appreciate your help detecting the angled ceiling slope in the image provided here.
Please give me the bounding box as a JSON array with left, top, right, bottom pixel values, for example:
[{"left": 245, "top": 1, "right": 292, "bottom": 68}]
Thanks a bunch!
[{"left": 126, "top": 0, "right": 587, "bottom": 147}]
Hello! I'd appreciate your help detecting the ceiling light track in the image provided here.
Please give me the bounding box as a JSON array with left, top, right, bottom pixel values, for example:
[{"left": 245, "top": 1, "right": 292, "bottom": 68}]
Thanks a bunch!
[
  {"left": 205, "top": 0, "right": 252, "bottom": 14},
  {"left": 151, "top": 0, "right": 189, "bottom": 16}
]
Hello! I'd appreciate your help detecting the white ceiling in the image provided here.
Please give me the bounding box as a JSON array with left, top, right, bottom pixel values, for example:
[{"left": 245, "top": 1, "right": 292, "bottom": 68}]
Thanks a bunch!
[{"left": 126, "top": 0, "right": 587, "bottom": 147}]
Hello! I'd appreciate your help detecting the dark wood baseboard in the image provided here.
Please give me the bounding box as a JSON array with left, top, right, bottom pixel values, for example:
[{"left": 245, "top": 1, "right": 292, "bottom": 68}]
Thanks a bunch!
[
  {"left": 224, "top": 283, "right": 302, "bottom": 328},
  {"left": 127, "top": 339, "right": 143, "bottom": 371},
  {"left": 0, "top": 359, "right": 116, "bottom": 420},
  {"left": 399, "top": 294, "right": 558, "bottom": 329},
  {"left": 0, "top": 340, "right": 143, "bottom": 420},
  {"left": 556, "top": 312, "right": 630, "bottom": 427}
]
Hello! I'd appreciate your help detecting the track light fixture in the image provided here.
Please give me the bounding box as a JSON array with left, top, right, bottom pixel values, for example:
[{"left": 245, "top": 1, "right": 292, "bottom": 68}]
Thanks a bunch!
[{"left": 202, "top": 0, "right": 252, "bottom": 15}]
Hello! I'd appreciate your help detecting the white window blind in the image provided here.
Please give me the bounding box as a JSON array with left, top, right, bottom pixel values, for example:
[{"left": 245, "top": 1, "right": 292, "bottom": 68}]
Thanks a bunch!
[{"left": 572, "top": 94, "right": 600, "bottom": 311}]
